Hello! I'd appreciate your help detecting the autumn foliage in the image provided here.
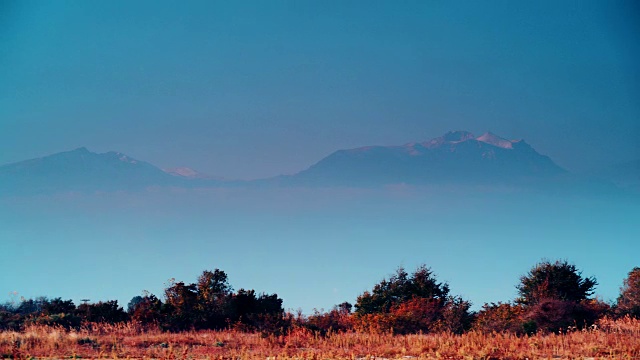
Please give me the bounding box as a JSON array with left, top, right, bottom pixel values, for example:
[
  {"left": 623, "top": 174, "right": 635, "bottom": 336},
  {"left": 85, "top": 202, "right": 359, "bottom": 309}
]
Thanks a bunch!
[{"left": 1, "top": 260, "right": 639, "bottom": 339}]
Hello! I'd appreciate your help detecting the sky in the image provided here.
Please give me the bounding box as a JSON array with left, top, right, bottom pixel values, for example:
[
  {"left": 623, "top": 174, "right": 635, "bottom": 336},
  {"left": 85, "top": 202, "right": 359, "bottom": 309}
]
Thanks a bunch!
[
  {"left": 2, "top": 187, "right": 639, "bottom": 313},
  {"left": 1, "top": 0, "right": 639, "bottom": 179},
  {"left": 1, "top": 1, "right": 639, "bottom": 314}
]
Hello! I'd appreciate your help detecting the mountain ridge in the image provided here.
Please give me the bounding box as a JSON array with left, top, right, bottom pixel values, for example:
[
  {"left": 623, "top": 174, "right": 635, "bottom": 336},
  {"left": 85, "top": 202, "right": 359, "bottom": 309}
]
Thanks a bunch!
[
  {"left": 279, "top": 131, "right": 565, "bottom": 186},
  {"left": 0, "top": 147, "right": 187, "bottom": 194},
  {"left": 0, "top": 131, "right": 632, "bottom": 194}
]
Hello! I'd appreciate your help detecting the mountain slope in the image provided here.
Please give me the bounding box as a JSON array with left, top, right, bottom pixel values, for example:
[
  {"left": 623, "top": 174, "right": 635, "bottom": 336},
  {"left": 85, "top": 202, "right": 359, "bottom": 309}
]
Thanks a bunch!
[
  {"left": 280, "top": 131, "right": 566, "bottom": 186},
  {"left": 0, "top": 147, "right": 187, "bottom": 194}
]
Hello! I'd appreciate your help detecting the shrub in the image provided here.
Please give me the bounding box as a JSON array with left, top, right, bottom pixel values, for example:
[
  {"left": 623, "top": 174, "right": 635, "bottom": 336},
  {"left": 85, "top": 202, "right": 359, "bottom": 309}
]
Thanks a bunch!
[
  {"left": 128, "top": 294, "right": 164, "bottom": 326},
  {"left": 389, "top": 297, "right": 443, "bottom": 334},
  {"left": 434, "top": 296, "right": 474, "bottom": 334},
  {"left": 616, "top": 267, "right": 640, "bottom": 318},
  {"left": 305, "top": 303, "right": 354, "bottom": 335},
  {"left": 525, "top": 298, "right": 577, "bottom": 333},
  {"left": 472, "top": 302, "right": 526, "bottom": 334},
  {"left": 29, "top": 313, "right": 81, "bottom": 329}
]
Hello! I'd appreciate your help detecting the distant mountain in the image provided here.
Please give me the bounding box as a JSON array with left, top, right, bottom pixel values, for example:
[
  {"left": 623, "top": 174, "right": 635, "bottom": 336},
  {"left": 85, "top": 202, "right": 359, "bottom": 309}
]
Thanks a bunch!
[
  {"left": 277, "top": 131, "right": 566, "bottom": 186},
  {"left": 0, "top": 147, "right": 202, "bottom": 195},
  {"left": 0, "top": 134, "right": 629, "bottom": 195}
]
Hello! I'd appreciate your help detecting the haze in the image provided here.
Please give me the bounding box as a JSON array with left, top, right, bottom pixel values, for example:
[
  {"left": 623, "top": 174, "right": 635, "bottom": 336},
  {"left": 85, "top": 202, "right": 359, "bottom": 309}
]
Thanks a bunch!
[
  {"left": 1, "top": 0, "right": 638, "bottom": 179},
  {"left": 1, "top": 1, "right": 639, "bottom": 313}
]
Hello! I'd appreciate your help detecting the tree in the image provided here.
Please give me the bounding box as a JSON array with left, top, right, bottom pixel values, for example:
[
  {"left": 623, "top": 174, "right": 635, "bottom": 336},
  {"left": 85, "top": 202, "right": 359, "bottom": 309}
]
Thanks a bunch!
[
  {"left": 164, "top": 280, "right": 200, "bottom": 330},
  {"left": 616, "top": 267, "right": 640, "bottom": 318},
  {"left": 16, "top": 297, "right": 46, "bottom": 315},
  {"left": 197, "top": 269, "right": 232, "bottom": 303},
  {"left": 354, "top": 265, "right": 463, "bottom": 334},
  {"left": 516, "top": 260, "right": 603, "bottom": 333},
  {"left": 355, "top": 265, "right": 449, "bottom": 315},
  {"left": 42, "top": 298, "right": 76, "bottom": 315},
  {"left": 516, "top": 260, "right": 597, "bottom": 306},
  {"left": 128, "top": 294, "right": 164, "bottom": 326},
  {"left": 127, "top": 296, "right": 144, "bottom": 314},
  {"left": 336, "top": 301, "right": 352, "bottom": 314},
  {"left": 76, "top": 301, "right": 128, "bottom": 323},
  {"left": 196, "top": 269, "right": 233, "bottom": 329},
  {"left": 229, "top": 289, "right": 285, "bottom": 330}
]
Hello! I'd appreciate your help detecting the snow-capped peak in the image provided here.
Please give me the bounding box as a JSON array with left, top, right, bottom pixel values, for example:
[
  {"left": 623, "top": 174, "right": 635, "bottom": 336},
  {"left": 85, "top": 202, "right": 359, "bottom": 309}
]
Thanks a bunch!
[
  {"left": 108, "top": 152, "right": 138, "bottom": 164},
  {"left": 422, "top": 130, "right": 476, "bottom": 148},
  {"left": 163, "top": 167, "right": 209, "bottom": 179},
  {"left": 476, "top": 132, "right": 515, "bottom": 149}
]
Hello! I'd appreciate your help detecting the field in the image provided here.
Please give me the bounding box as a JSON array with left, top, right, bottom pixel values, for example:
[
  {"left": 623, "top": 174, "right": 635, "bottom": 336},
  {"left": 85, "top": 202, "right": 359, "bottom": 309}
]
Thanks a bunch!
[{"left": 2, "top": 317, "right": 639, "bottom": 360}]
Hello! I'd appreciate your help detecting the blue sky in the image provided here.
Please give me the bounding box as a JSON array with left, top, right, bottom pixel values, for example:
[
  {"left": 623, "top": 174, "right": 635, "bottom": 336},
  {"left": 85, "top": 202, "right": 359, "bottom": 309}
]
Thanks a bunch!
[
  {"left": 2, "top": 188, "right": 639, "bottom": 312},
  {"left": 1, "top": 1, "right": 639, "bottom": 312},
  {"left": 1, "top": 0, "right": 638, "bottom": 179}
]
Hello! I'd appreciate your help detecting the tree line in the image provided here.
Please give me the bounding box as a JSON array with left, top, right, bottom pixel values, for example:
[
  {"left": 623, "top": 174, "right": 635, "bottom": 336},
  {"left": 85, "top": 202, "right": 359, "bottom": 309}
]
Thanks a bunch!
[{"left": 2, "top": 260, "right": 639, "bottom": 335}]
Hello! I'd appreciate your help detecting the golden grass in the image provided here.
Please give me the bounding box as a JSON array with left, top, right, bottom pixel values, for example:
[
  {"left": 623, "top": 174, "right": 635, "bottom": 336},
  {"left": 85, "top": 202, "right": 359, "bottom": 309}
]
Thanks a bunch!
[{"left": 1, "top": 317, "right": 639, "bottom": 359}]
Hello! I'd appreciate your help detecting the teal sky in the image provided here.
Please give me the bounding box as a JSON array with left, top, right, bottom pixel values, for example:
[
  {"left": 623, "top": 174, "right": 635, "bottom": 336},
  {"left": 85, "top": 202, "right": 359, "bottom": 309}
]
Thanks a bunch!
[
  {"left": 1, "top": 0, "right": 638, "bottom": 179},
  {"left": 1, "top": 1, "right": 639, "bottom": 313},
  {"left": 2, "top": 188, "right": 639, "bottom": 313}
]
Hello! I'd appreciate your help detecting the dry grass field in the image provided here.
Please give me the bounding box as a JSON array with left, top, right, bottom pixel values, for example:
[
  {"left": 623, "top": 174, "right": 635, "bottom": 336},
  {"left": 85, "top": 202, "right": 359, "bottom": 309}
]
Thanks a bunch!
[{"left": 1, "top": 317, "right": 639, "bottom": 360}]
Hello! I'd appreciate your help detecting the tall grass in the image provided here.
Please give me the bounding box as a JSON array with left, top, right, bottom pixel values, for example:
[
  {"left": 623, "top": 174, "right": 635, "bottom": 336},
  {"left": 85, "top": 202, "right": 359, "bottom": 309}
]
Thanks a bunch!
[{"left": 1, "top": 317, "right": 639, "bottom": 359}]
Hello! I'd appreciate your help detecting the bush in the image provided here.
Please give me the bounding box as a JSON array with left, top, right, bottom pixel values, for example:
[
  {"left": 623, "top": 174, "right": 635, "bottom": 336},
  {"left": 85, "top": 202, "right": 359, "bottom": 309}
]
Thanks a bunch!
[
  {"left": 525, "top": 299, "right": 576, "bottom": 333},
  {"left": 616, "top": 267, "right": 640, "bottom": 318},
  {"left": 434, "top": 296, "right": 474, "bottom": 334},
  {"left": 389, "top": 297, "right": 443, "bottom": 334},
  {"left": 29, "top": 313, "right": 81, "bottom": 329},
  {"left": 0, "top": 308, "right": 23, "bottom": 331},
  {"left": 472, "top": 302, "right": 526, "bottom": 334},
  {"left": 304, "top": 304, "right": 354, "bottom": 335},
  {"left": 128, "top": 294, "right": 164, "bottom": 326}
]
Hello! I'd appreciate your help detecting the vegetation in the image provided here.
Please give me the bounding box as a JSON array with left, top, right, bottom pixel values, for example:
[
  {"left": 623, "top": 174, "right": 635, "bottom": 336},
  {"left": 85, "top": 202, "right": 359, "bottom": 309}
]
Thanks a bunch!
[
  {"left": 1, "top": 269, "right": 285, "bottom": 335},
  {"left": 1, "top": 260, "right": 640, "bottom": 358},
  {"left": 516, "top": 259, "right": 597, "bottom": 305},
  {"left": 1, "top": 318, "right": 639, "bottom": 359},
  {"left": 515, "top": 260, "right": 608, "bottom": 334},
  {"left": 616, "top": 267, "right": 640, "bottom": 318},
  {"left": 353, "top": 266, "right": 472, "bottom": 334}
]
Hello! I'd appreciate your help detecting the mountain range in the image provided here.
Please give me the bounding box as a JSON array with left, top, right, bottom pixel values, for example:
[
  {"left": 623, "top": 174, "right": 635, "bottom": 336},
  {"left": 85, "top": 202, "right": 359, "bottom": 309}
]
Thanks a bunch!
[{"left": 0, "top": 131, "right": 635, "bottom": 195}]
